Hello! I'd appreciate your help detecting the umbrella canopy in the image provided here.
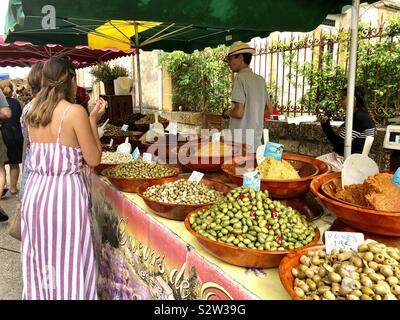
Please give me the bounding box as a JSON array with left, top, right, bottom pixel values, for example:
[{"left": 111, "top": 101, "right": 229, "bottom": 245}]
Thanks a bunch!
[
  {"left": 4, "top": 0, "right": 353, "bottom": 52},
  {"left": 0, "top": 35, "right": 135, "bottom": 68}
]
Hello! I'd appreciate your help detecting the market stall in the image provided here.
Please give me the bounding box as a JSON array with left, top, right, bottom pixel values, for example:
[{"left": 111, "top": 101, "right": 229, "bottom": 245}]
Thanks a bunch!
[
  {"left": 90, "top": 171, "right": 333, "bottom": 300},
  {"left": 90, "top": 130, "right": 400, "bottom": 300}
]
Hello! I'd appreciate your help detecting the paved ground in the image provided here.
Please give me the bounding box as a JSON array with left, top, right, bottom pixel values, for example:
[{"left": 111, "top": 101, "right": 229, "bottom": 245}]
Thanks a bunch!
[{"left": 0, "top": 166, "right": 23, "bottom": 300}]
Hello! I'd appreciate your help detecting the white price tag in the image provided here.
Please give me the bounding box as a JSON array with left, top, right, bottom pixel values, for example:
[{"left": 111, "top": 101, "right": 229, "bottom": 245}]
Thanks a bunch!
[
  {"left": 121, "top": 124, "right": 129, "bottom": 132},
  {"left": 325, "top": 231, "right": 365, "bottom": 254},
  {"left": 188, "top": 171, "right": 204, "bottom": 184},
  {"left": 243, "top": 171, "right": 261, "bottom": 192},
  {"left": 143, "top": 152, "right": 153, "bottom": 163},
  {"left": 132, "top": 147, "right": 140, "bottom": 161},
  {"left": 211, "top": 132, "right": 221, "bottom": 143},
  {"left": 169, "top": 121, "right": 178, "bottom": 135},
  {"left": 108, "top": 138, "right": 114, "bottom": 147}
]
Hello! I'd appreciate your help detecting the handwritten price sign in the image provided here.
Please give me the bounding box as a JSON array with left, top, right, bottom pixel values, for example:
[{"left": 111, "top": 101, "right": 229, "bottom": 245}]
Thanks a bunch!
[{"left": 324, "top": 231, "right": 364, "bottom": 254}]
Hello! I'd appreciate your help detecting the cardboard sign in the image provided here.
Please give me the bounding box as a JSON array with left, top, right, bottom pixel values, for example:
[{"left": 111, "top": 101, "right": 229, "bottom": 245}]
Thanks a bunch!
[
  {"left": 391, "top": 168, "right": 400, "bottom": 188},
  {"left": 211, "top": 132, "right": 221, "bottom": 143},
  {"left": 132, "top": 147, "right": 140, "bottom": 161},
  {"left": 169, "top": 121, "right": 178, "bottom": 135},
  {"left": 263, "top": 142, "right": 284, "bottom": 160},
  {"left": 324, "top": 231, "right": 365, "bottom": 254},
  {"left": 188, "top": 171, "right": 204, "bottom": 184},
  {"left": 243, "top": 171, "right": 261, "bottom": 192},
  {"left": 143, "top": 153, "right": 153, "bottom": 163},
  {"left": 121, "top": 124, "right": 129, "bottom": 132}
]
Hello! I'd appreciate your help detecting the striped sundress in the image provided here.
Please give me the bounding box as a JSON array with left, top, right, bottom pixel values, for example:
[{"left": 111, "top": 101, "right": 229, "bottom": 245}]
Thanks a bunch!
[{"left": 21, "top": 105, "right": 97, "bottom": 300}]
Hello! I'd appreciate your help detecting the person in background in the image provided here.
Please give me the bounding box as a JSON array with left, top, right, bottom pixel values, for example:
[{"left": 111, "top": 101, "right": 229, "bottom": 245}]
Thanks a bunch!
[
  {"left": 20, "top": 62, "right": 44, "bottom": 200},
  {"left": 0, "top": 89, "right": 12, "bottom": 221},
  {"left": 223, "top": 41, "right": 273, "bottom": 153},
  {"left": 317, "top": 86, "right": 376, "bottom": 171},
  {"left": 76, "top": 85, "right": 90, "bottom": 113},
  {"left": 0, "top": 80, "right": 24, "bottom": 196},
  {"left": 22, "top": 56, "right": 105, "bottom": 299}
]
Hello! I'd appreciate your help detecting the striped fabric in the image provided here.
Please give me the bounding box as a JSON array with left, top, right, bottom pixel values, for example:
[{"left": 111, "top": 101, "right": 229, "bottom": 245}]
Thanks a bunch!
[
  {"left": 21, "top": 105, "right": 97, "bottom": 300},
  {"left": 339, "top": 126, "right": 376, "bottom": 140}
]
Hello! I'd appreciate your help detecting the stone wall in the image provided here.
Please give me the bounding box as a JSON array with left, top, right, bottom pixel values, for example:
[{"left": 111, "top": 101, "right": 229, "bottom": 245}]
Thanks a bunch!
[{"left": 264, "top": 121, "right": 391, "bottom": 170}]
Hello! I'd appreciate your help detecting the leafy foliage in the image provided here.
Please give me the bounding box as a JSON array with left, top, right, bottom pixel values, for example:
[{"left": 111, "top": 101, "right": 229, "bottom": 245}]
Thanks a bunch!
[
  {"left": 160, "top": 46, "right": 231, "bottom": 114},
  {"left": 284, "top": 17, "right": 400, "bottom": 125},
  {"left": 91, "top": 62, "right": 129, "bottom": 83}
]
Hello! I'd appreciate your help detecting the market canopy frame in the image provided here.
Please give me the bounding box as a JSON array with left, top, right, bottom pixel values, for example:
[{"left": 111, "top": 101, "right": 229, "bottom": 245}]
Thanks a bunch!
[
  {"left": 4, "top": 0, "right": 354, "bottom": 52},
  {"left": 0, "top": 36, "right": 135, "bottom": 68},
  {"left": 4, "top": 0, "right": 376, "bottom": 158}
]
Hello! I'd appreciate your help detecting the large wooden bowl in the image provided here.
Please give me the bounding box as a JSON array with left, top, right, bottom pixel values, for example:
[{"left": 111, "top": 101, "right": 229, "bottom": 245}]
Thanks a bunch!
[
  {"left": 184, "top": 207, "right": 321, "bottom": 268},
  {"left": 94, "top": 163, "right": 117, "bottom": 175},
  {"left": 143, "top": 134, "right": 207, "bottom": 164},
  {"left": 137, "top": 177, "right": 231, "bottom": 220},
  {"left": 102, "top": 131, "right": 144, "bottom": 145},
  {"left": 311, "top": 172, "right": 400, "bottom": 236},
  {"left": 102, "top": 164, "right": 182, "bottom": 193},
  {"left": 279, "top": 244, "right": 325, "bottom": 300},
  {"left": 175, "top": 141, "right": 250, "bottom": 172},
  {"left": 221, "top": 154, "right": 330, "bottom": 199},
  {"left": 134, "top": 121, "right": 169, "bottom": 133}
]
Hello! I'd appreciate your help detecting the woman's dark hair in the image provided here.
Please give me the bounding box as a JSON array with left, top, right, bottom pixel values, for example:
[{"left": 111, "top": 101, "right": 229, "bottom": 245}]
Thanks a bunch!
[{"left": 341, "top": 86, "right": 368, "bottom": 112}]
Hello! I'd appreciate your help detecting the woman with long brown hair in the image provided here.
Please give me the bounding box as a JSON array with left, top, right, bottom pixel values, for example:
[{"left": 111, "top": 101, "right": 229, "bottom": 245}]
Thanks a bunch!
[{"left": 22, "top": 56, "right": 106, "bottom": 300}]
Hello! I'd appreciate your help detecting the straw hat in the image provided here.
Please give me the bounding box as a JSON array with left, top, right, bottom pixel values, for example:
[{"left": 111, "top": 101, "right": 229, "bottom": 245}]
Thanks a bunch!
[{"left": 226, "top": 41, "right": 255, "bottom": 58}]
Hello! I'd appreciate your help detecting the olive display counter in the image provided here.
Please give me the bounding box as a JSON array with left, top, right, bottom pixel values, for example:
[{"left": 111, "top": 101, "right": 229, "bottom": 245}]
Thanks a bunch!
[{"left": 91, "top": 171, "right": 336, "bottom": 300}]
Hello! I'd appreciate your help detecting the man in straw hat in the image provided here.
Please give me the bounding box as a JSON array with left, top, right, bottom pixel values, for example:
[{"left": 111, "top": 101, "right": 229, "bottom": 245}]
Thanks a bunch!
[{"left": 223, "top": 41, "right": 273, "bottom": 153}]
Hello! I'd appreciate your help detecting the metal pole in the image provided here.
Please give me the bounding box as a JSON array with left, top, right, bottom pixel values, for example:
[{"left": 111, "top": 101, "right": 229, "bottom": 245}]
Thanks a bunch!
[
  {"left": 134, "top": 22, "right": 143, "bottom": 113},
  {"left": 344, "top": 0, "right": 360, "bottom": 159}
]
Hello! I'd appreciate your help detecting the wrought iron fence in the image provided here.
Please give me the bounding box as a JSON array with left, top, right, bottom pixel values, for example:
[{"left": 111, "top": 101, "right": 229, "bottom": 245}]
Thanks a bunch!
[{"left": 250, "top": 19, "right": 400, "bottom": 125}]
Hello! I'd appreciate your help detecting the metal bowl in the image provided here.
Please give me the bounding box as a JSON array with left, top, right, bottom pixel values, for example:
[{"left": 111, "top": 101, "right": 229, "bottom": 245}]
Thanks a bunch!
[
  {"left": 137, "top": 177, "right": 231, "bottom": 220},
  {"left": 184, "top": 206, "right": 320, "bottom": 268}
]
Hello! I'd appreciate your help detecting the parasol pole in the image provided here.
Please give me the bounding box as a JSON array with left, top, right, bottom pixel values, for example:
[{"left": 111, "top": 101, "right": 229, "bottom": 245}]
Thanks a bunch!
[
  {"left": 134, "top": 22, "right": 143, "bottom": 113},
  {"left": 344, "top": 0, "right": 360, "bottom": 159}
]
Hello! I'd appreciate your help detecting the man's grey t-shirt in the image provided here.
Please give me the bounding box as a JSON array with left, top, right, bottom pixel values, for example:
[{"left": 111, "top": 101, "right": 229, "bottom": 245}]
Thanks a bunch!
[
  {"left": 0, "top": 90, "right": 9, "bottom": 108},
  {"left": 228, "top": 68, "right": 269, "bottom": 153}
]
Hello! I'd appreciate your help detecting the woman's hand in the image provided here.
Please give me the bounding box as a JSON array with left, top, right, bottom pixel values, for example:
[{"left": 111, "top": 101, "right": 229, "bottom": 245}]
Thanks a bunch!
[{"left": 90, "top": 98, "right": 107, "bottom": 123}]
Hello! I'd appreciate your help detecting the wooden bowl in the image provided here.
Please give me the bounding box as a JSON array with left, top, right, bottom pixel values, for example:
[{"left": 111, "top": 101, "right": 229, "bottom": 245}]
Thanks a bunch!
[
  {"left": 134, "top": 122, "right": 150, "bottom": 132},
  {"left": 134, "top": 121, "right": 169, "bottom": 133},
  {"left": 102, "top": 131, "right": 144, "bottom": 144},
  {"left": 142, "top": 134, "right": 207, "bottom": 164},
  {"left": 175, "top": 141, "right": 249, "bottom": 172},
  {"left": 221, "top": 154, "right": 330, "bottom": 199},
  {"left": 184, "top": 207, "right": 321, "bottom": 268},
  {"left": 321, "top": 176, "right": 370, "bottom": 209},
  {"left": 310, "top": 172, "right": 400, "bottom": 236},
  {"left": 279, "top": 244, "right": 325, "bottom": 300},
  {"left": 94, "top": 163, "right": 117, "bottom": 175},
  {"left": 102, "top": 164, "right": 182, "bottom": 193},
  {"left": 137, "top": 177, "right": 231, "bottom": 220}
]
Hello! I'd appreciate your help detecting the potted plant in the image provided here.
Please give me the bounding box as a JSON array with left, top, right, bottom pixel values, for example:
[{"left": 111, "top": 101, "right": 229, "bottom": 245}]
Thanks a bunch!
[{"left": 90, "top": 62, "right": 129, "bottom": 95}]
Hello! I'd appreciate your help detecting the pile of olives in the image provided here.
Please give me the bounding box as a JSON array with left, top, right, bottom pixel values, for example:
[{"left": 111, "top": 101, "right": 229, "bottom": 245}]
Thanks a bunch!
[
  {"left": 101, "top": 152, "right": 133, "bottom": 165},
  {"left": 292, "top": 241, "right": 400, "bottom": 300},
  {"left": 106, "top": 161, "right": 176, "bottom": 179},
  {"left": 143, "top": 179, "right": 224, "bottom": 205},
  {"left": 189, "top": 186, "right": 317, "bottom": 251}
]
